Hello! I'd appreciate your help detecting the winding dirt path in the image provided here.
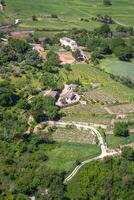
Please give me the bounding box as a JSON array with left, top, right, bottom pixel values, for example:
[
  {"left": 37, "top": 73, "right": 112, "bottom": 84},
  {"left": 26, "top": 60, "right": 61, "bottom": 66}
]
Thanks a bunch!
[{"left": 34, "top": 121, "right": 121, "bottom": 183}]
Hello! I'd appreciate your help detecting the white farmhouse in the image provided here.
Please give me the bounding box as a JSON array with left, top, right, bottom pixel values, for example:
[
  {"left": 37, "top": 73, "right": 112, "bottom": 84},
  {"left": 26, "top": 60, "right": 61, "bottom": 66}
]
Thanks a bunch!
[{"left": 60, "top": 37, "right": 78, "bottom": 51}]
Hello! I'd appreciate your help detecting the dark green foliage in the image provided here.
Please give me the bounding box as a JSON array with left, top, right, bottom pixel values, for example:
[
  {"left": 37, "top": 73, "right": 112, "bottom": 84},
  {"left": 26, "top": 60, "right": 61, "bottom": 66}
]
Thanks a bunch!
[
  {"left": 113, "top": 122, "right": 129, "bottom": 137},
  {"left": 0, "top": 0, "right": 6, "bottom": 6},
  {"left": 45, "top": 50, "right": 61, "bottom": 73},
  {"left": 46, "top": 50, "right": 60, "bottom": 66},
  {"left": 103, "top": 0, "right": 112, "bottom": 6},
  {"left": 0, "top": 45, "right": 18, "bottom": 63},
  {"left": 110, "top": 38, "right": 126, "bottom": 51},
  {"left": 32, "top": 15, "right": 38, "bottom": 21},
  {"left": 0, "top": 108, "right": 28, "bottom": 140},
  {"left": 91, "top": 51, "right": 104, "bottom": 63},
  {"left": 72, "top": 49, "right": 82, "bottom": 61},
  {"left": 0, "top": 81, "right": 19, "bottom": 107},
  {"left": 42, "top": 72, "right": 58, "bottom": 90},
  {"left": 25, "top": 49, "right": 42, "bottom": 66},
  {"left": 116, "top": 25, "right": 133, "bottom": 36},
  {"left": 30, "top": 96, "right": 58, "bottom": 121},
  {"left": 94, "top": 24, "right": 112, "bottom": 37},
  {"left": 122, "top": 146, "right": 134, "bottom": 161},
  {"left": 64, "top": 64, "right": 71, "bottom": 71},
  {"left": 16, "top": 98, "right": 31, "bottom": 110},
  {"left": 66, "top": 157, "right": 134, "bottom": 200},
  {"left": 114, "top": 45, "right": 133, "bottom": 61},
  {"left": 8, "top": 39, "right": 30, "bottom": 54},
  {"left": 92, "top": 14, "right": 115, "bottom": 24},
  {"left": 0, "top": 133, "right": 65, "bottom": 199}
]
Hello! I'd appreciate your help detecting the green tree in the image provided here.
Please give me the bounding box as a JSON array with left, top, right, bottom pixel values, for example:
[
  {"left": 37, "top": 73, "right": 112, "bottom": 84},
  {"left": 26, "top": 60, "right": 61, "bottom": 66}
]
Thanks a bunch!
[
  {"left": 30, "top": 96, "right": 58, "bottom": 121},
  {"left": 0, "top": 81, "right": 19, "bottom": 107},
  {"left": 1, "top": 0, "right": 6, "bottom": 6},
  {"left": 103, "top": 0, "right": 112, "bottom": 6},
  {"left": 95, "top": 24, "right": 112, "bottom": 37},
  {"left": 25, "top": 49, "right": 42, "bottom": 66},
  {"left": 114, "top": 45, "right": 133, "bottom": 61},
  {"left": 8, "top": 39, "right": 30, "bottom": 54},
  {"left": 113, "top": 122, "right": 129, "bottom": 137},
  {"left": 32, "top": 15, "right": 38, "bottom": 21},
  {"left": 110, "top": 38, "right": 126, "bottom": 51},
  {"left": 122, "top": 147, "right": 134, "bottom": 161},
  {"left": 46, "top": 50, "right": 60, "bottom": 67}
]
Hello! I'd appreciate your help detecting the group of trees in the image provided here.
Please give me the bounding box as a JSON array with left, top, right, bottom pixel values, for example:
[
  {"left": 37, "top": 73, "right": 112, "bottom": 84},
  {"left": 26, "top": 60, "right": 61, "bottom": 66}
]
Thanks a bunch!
[
  {"left": 88, "top": 37, "right": 133, "bottom": 63},
  {"left": 66, "top": 151, "right": 134, "bottom": 199},
  {"left": 0, "top": 132, "right": 66, "bottom": 199},
  {"left": 92, "top": 14, "right": 115, "bottom": 24},
  {"left": 0, "top": 33, "right": 69, "bottom": 199},
  {"left": 0, "top": 38, "right": 42, "bottom": 66},
  {"left": 45, "top": 50, "right": 61, "bottom": 73},
  {"left": 31, "top": 96, "right": 59, "bottom": 122},
  {"left": 103, "top": 0, "right": 112, "bottom": 6},
  {"left": 114, "top": 122, "right": 129, "bottom": 137}
]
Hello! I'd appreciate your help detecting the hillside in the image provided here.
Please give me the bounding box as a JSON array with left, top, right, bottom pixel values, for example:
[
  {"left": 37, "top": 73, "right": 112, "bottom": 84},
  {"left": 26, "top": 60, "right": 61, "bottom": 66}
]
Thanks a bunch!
[{"left": 1, "top": 0, "right": 134, "bottom": 29}]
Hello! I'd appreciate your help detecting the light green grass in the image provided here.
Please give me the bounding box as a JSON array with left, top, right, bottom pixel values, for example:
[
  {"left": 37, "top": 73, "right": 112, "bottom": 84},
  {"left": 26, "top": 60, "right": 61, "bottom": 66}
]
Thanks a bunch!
[
  {"left": 107, "top": 133, "right": 134, "bottom": 149},
  {"left": 2, "top": 0, "right": 134, "bottom": 29},
  {"left": 98, "top": 58, "right": 134, "bottom": 81},
  {"left": 43, "top": 142, "right": 101, "bottom": 172}
]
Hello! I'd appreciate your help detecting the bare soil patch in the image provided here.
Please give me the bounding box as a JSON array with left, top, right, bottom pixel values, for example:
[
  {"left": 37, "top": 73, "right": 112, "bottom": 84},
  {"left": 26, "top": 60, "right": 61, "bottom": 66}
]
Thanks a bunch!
[
  {"left": 11, "top": 31, "right": 34, "bottom": 39},
  {"left": 58, "top": 51, "right": 75, "bottom": 64}
]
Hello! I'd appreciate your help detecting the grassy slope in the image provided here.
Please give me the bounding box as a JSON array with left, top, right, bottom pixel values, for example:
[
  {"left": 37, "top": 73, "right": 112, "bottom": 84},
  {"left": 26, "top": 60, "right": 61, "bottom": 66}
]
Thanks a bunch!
[
  {"left": 2, "top": 0, "right": 134, "bottom": 29},
  {"left": 43, "top": 142, "right": 101, "bottom": 172},
  {"left": 98, "top": 57, "right": 134, "bottom": 81},
  {"left": 107, "top": 133, "right": 134, "bottom": 149}
]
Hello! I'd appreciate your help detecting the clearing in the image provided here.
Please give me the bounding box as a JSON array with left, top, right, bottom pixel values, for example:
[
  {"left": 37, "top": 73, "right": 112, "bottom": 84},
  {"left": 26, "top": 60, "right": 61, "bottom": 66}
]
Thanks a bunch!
[{"left": 43, "top": 142, "right": 101, "bottom": 173}]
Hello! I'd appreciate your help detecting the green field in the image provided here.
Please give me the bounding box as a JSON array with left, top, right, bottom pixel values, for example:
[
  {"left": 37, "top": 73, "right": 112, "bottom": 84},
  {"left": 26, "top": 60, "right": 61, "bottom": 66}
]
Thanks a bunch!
[
  {"left": 107, "top": 133, "right": 134, "bottom": 149},
  {"left": 1, "top": 0, "right": 134, "bottom": 29},
  {"left": 43, "top": 142, "right": 101, "bottom": 172},
  {"left": 98, "top": 58, "right": 134, "bottom": 81}
]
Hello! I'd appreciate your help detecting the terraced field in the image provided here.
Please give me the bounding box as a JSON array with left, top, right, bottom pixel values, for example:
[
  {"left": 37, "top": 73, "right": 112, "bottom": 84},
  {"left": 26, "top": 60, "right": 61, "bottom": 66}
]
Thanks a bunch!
[
  {"left": 60, "top": 64, "right": 134, "bottom": 103},
  {"left": 52, "top": 127, "right": 96, "bottom": 144}
]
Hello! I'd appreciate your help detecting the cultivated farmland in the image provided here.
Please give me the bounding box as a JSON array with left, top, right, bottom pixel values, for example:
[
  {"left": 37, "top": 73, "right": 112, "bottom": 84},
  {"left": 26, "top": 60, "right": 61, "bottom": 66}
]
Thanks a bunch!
[
  {"left": 84, "top": 89, "right": 118, "bottom": 105},
  {"left": 60, "top": 64, "right": 134, "bottom": 103},
  {"left": 1, "top": 0, "right": 134, "bottom": 29},
  {"left": 52, "top": 127, "right": 96, "bottom": 144}
]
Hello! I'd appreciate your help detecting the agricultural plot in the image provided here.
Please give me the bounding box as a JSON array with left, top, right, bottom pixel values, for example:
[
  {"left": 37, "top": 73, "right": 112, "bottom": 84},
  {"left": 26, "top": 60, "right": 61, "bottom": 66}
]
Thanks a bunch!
[
  {"left": 84, "top": 89, "right": 118, "bottom": 105},
  {"left": 2, "top": 0, "right": 134, "bottom": 29},
  {"left": 98, "top": 59, "right": 134, "bottom": 81},
  {"left": 107, "top": 104, "right": 134, "bottom": 115},
  {"left": 52, "top": 127, "right": 96, "bottom": 144},
  {"left": 61, "top": 104, "right": 115, "bottom": 125},
  {"left": 63, "top": 103, "right": 107, "bottom": 114}
]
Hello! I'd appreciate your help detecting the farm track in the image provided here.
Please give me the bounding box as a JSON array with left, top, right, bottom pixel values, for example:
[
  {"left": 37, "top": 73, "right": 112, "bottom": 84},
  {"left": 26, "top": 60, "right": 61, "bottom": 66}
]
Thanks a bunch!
[{"left": 34, "top": 121, "right": 120, "bottom": 183}]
